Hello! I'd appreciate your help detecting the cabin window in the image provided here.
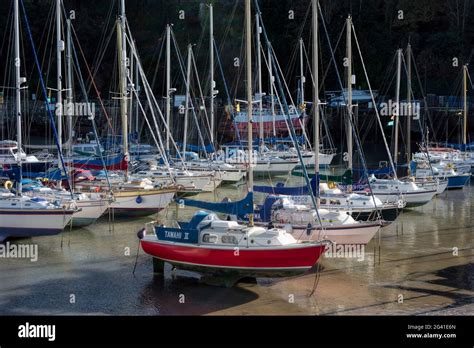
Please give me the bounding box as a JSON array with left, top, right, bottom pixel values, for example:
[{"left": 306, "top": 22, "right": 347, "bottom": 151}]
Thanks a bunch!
[
  {"left": 222, "top": 235, "right": 237, "bottom": 244},
  {"left": 320, "top": 199, "right": 327, "bottom": 205},
  {"left": 202, "top": 233, "right": 218, "bottom": 243}
]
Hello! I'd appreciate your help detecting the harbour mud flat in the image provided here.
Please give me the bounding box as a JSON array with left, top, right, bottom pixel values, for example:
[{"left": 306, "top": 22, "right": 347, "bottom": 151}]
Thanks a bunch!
[{"left": 0, "top": 184, "right": 472, "bottom": 315}]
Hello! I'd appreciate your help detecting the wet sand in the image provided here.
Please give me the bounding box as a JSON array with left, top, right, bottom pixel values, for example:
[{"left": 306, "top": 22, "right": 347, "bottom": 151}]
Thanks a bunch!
[{"left": 0, "top": 181, "right": 472, "bottom": 315}]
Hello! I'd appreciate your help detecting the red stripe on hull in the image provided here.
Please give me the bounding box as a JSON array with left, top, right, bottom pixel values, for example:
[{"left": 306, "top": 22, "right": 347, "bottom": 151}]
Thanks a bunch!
[
  {"left": 221, "top": 118, "right": 307, "bottom": 136},
  {"left": 72, "top": 159, "right": 128, "bottom": 171},
  {"left": 141, "top": 240, "right": 325, "bottom": 270}
]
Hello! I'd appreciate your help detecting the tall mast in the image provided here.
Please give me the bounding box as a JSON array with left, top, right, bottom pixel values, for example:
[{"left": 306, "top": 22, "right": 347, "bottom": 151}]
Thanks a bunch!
[
  {"left": 129, "top": 43, "right": 134, "bottom": 133},
  {"left": 56, "top": 0, "right": 63, "bottom": 175},
  {"left": 135, "top": 48, "right": 140, "bottom": 135},
  {"left": 256, "top": 12, "right": 263, "bottom": 151},
  {"left": 119, "top": 0, "right": 129, "bottom": 180},
  {"left": 346, "top": 15, "right": 353, "bottom": 172},
  {"left": 406, "top": 43, "right": 411, "bottom": 168},
  {"left": 394, "top": 48, "right": 402, "bottom": 164},
  {"left": 209, "top": 4, "right": 215, "bottom": 147},
  {"left": 268, "top": 43, "right": 276, "bottom": 137},
  {"left": 14, "top": 0, "right": 22, "bottom": 195},
  {"left": 165, "top": 24, "right": 171, "bottom": 153},
  {"left": 463, "top": 64, "right": 468, "bottom": 147},
  {"left": 299, "top": 38, "right": 305, "bottom": 106},
  {"left": 312, "top": 0, "right": 320, "bottom": 207},
  {"left": 66, "top": 18, "right": 73, "bottom": 162},
  {"left": 245, "top": 0, "right": 254, "bottom": 226},
  {"left": 183, "top": 44, "right": 192, "bottom": 159}
]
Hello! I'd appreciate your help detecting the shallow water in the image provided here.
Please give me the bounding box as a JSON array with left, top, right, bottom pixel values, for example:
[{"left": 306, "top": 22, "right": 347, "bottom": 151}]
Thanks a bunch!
[{"left": 0, "top": 178, "right": 472, "bottom": 315}]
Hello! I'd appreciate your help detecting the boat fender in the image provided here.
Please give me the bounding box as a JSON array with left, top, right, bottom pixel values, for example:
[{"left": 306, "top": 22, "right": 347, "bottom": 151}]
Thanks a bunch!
[
  {"left": 397, "top": 200, "right": 404, "bottom": 209},
  {"left": 136, "top": 195, "right": 143, "bottom": 204},
  {"left": 137, "top": 228, "right": 146, "bottom": 240},
  {"left": 4, "top": 180, "right": 13, "bottom": 190},
  {"left": 306, "top": 223, "right": 312, "bottom": 236}
]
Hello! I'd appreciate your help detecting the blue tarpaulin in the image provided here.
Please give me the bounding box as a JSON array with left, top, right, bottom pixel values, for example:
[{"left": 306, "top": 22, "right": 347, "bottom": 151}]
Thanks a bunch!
[{"left": 178, "top": 192, "right": 254, "bottom": 218}]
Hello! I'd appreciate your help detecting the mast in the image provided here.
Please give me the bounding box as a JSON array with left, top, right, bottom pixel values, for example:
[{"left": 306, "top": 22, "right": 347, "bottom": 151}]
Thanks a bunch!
[
  {"left": 165, "top": 24, "right": 171, "bottom": 153},
  {"left": 312, "top": 0, "right": 320, "bottom": 207},
  {"left": 245, "top": 0, "right": 254, "bottom": 226},
  {"left": 268, "top": 43, "right": 276, "bottom": 137},
  {"left": 135, "top": 49, "right": 140, "bottom": 135},
  {"left": 183, "top": 44, "right": 192, "bottom": 159},
  {"left": 66, "top": 17, "right": 73, "bottom": 180},
  {"left": 394, "top": 48, "right": 402, "bottom": 164},
  {"left": 14, "top": 0, "right": 22, "bottom": 195},
  {"left": 56, "top": 0, "right": 63, "bottom": 177},
  {"left": 209, "top": 3, "right": 215, "bottom": 147},
  {"left": 66, "top": 18, "right": 73, "bottom": 154},
  {"left": 129, "top": 43, "right": 134, "bottom": 133},
  {"left": 463, "top": 64, "right": 468, "bottom": 148},
  {"left": 118, "top": 0, "right": 129, "bottom": 180},
  {"left": 256, "top": 12, "right": 263, "bottom": 151},
  {"left": 345, "top": 15, "right": 353, "bottom": 172},
  {"left": 299, "top": 38, "right": 305, "bottom": 106},
  {"left": 406, "top": 44, "right": 411, "bottom": 168}
]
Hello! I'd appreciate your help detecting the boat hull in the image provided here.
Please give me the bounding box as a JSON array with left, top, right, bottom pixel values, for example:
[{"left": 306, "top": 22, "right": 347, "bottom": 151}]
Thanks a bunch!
[
  {"left": 253, "top": 161, "right": 299, "bottom": 175},
  {"left": 72, "top": 155, "right": 127, "bottom": 171},
  {"left": 446, "top": 175, "right": 470, "bottom": 189},
  {"left": 69, "top": 200, "right": 109, "bottom": 227},
  {"left": 109, "top": 190, "right": 175, "bottom": 217},
  {"left": 141, "top": 238, "right": 326, "bottom": 277},
  {"left": 354, "top": 190, "right": 437, "bottom": 208},
  {"left": 350, "top": 206, "right": 401, "bottom": 222},
  {"left": 0, "top": 209, "right": 74, "bottom": 242},
  {"left": 415, "top": 180, "right": 448, "bottom": 194},
  {"left": 215, "top": 170, "right": 245, "bottom": 183},
  {"left": 278, "top": 152, "right": 335, "bottom": 166}
]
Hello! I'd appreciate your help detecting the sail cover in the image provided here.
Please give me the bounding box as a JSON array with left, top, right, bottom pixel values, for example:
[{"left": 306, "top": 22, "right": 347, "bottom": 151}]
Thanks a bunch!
[
  {"left": 178, "top": 192, "right": 254, "bottom": 218},
  {"left": 253, "top": 177, "right": 317, "bottom": 196}
]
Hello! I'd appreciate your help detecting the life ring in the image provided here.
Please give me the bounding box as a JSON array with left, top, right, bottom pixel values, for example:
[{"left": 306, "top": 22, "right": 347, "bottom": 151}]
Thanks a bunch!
[{"left": 4, "top": 181, "right": 13, "bottom": 190}]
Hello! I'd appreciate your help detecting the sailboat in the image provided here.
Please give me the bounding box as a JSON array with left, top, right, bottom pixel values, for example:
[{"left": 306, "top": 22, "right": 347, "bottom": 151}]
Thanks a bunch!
[
  {"left": 250, "top": 2, "right": 383, "bottom": 245},
  {"left": 1, "top": 0, "right": 76, "bottom": 242},
  {"left": 0, "top": 140, "right": 52, "bottom": 177},
  {"left": 73, "top": 0, "right": 178, "bottom": 217},
  {"left": 254, "top": 180, "right": 403, "bottom": 223},
  {"left": 172, "top": 12, "right": 246, "bottom": 185},
  {"left": 412, "top": 64, "right": 472, "bottom": 188},
  {"left": 139, "top": 0, "right": 327, "bottom": 278}
]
